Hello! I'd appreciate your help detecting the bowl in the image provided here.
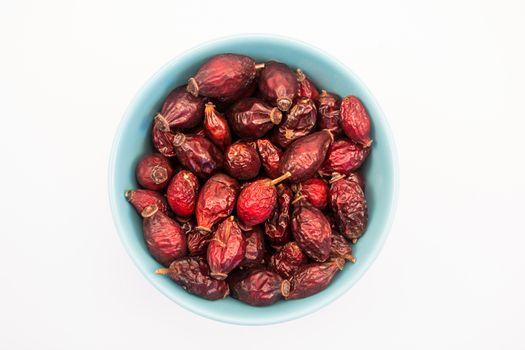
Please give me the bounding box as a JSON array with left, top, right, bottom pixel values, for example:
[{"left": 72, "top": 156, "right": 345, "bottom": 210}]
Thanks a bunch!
[{"left": 108, "top": 34, "right": 399, "bottom": 325}]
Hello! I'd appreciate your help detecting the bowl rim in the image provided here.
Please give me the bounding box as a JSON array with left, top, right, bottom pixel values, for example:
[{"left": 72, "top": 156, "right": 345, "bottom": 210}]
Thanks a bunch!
[{"left": 108, "top": 33, "right": 399, "bottom": 325}]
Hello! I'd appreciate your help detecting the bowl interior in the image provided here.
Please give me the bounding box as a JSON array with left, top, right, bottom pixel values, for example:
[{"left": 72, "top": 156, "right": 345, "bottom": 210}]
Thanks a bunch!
[{"left": 109, "top": 35, "right": 398, "bottom": 325}]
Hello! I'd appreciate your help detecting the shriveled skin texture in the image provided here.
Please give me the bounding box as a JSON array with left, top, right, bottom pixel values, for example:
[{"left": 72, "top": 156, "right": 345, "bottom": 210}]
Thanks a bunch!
[
  {"left": 316, "top": 91, "right": 342, "bottom": 137},
  {"left": 204, "top": 103, "right": 232, "bottom": 149},
  {"left": 166, "top": 257, "right": 229, "bottom": 300},
  {"left": 258, "top": 61, "right": 298, "bottom": 111},
  {"left": 224, "top": 142, "right": 261, "bottom": 180},
  {"left": 190, "top": 54, "right": 256, "bottom": 98},
  {"left": 291, "top": 204, "right": 332, "bottom": 262},
  {"left": 269, "top": 242, "right": 307, "bottom": 279},
  {"left": 347, "top": 172, "right": 365, "bottom": 191},
  {"left": 237, "top": 179, "right": 277, "bottom": 227},
  {"left": 143, "top": 208, "right": 187, "bottom": 266},
  {"left": 228, "top": 268, "right": 287, "bottom": 306},
  {"left": 330, "top": 234, "right": 355, "bottom": 261},
  {"left": 296, "top": 69, "right": 319, "bottom": 100},
  {"left": 228, "top": 98, "right": 281, "bottom": 139},
  {"left": 173, "top": 134, "right": 224, "bottom": 179},
  {"left": 207, "top": 217, "right": 245, "bottom": 279},
  {"left": 272, "top": 98, "right": 317, "bottom": 148},
  {"left": 158, "top": 86, "right": 204, "bottom": 130},
  {"left": 166, "top": 170, "right": 199, "bottom": 218},
  {"left": 279, "top": 130, "right": 333, "bottom": 182},
  {"left": 213, "top": 79, "right": 257, "bottom": 109},
  {"left": 187, "top": 229, "right": 212, "bottom": 256},
  {"left": 286, "top": 259, "right": 344, "bottom": 300},
  {"left": 195, "top": 174, "right": 239, "bottom": 232},
  {"left": 256, "top": 139, "right": 283, "bottom": 179},
  {"left": 329, "top": 178, "right": 368, "bottom": 240},
  {"left": 340, "top": 96, "right": 372, "bottom": 147},
  {"left": 152, "top": 120, "right": 177, "bottom": 157},
  {"left": 264, "top": 184, "right": 292, "bottom": 245},
  {"left": 126, "top": 189, "right": 168, "bottom": 215},
  {"left": 295, "top": 178, "right": 329, "bottom": 210},
  {"left": 319, "top": 139, "right": 370, "bottom": 176},
  {"left": 136, "top": 153, "right": 173, "bottom": 191},
  {"left": 241, "top": 226, "right": 266, "bottom": 268}
]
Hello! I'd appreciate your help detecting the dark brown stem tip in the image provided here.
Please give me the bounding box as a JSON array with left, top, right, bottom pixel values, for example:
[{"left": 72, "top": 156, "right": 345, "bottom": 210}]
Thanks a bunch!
[
  {"left": 255, "top": 63, "right": 265, "bottom": 70},
  {"left": 125, "top": 190, "right": 133, "bottom": 201},
  {"left": 151, "top": 165, "right": 168, "bottom": 184},
  {"left": 270, "top": 172, "right": 291, "bottom": 186},
  {"left": 296, "top": 68, "right": 306, "bottom": 82},
  {"left": 210, "top": 272, "right": 228, "bottom": 280},
  {"left": 277, "top": 98, "right": 292, "bottom": 112},
  {"left": 269, "top": 107, "right": 283, "bottom": 125},
  {"left": 155, "top": 268, "right": 170, "bottom": 275},
  {"left": 345, "top": 254, "right": 357, "bottom": 263},
  {"left": 281, "top": 280, "right": 291, "bottom": 298},
  {"left": 141, "top": 204, "right": 159, "bottom": 218},
  {"left": 186, "top": 77, "right": 199, "bottom": 97}
]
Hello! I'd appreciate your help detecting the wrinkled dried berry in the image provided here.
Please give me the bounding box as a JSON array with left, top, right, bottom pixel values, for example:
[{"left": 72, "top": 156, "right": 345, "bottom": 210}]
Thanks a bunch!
[
  {"left": 264, "top": 184, "right": 293, "bottom": 245},
  {"left": 155, "top": 86, "right": 204, "bottom": 131},
  {"left": 195, "top": 174, "right": 239, "bottom": 232},
  {"left": 166, "top": 170, "right": 199, "bottom": 218},
  {"left": 347, "top": 172, "right": 365, "bottom": 191},
  {"left": 330, "top": 234, "right": 356, "bottom": 262},
  {"left": 256, "top": 139, "right": 283, "bottom": 179},
  {"left": 269, "top": 242, "right": 307, "bottom": 279},
  {"left": 224, "top": 141, "right": 261, "bottom": 180},
  {"left": 229, "top": 268, "right": 289, "bottom": 306},
  {"left": 187, "top": 229, "right": 212, "bottom": 256},
  {"left": 125, "top": 189, "right": 169, "bottom": 215},
  {"left": 241, "top": 226, "right": 266, "bottom": 268},
  {"left": 272, "top": 97, "right": 317, "bottom": 148},
  {"left": 340, "top": 96, "right": 372, "bottom": 146},
  {"left": 156, "top": 256, "right": 229, "bottom": 300},
  {"left": 319, "top": 139, "right": 370, "bottom": 177},
  {"left": 292, "top": 178, "right": 329, "bottom": 210},
  {"left": 291, "top": 203, "right": 332, "bottom": 262},
  {"left": 135, "top": 153, "right": 173, "bottom": 190},
  {"left": 152, "top": 119, "right": 177, "bottom": 157},
  {"left": 213, "top": 79, "right": 258, "bottom": 109},
  {"left": 259, "top": 61, "right": 297, "bottom": 111},
  {"left": 203, "top": 103, "right": 232, "bottom": 149},
  {"left": 296, "top": 69, "right": 319, "bottom": 100},
  {"left": 187, "top": 54, "right": 257, "bottom": 98},
  {"left": 228, "top": 98, "right": 282, "bottom": 139},
  {"left": 316, "top": 90, "right": 342, "bottom": 137},
  {"left": 172, "top": 132, "right": 224, "bottom": 179},
  {"left": 207, "top": 217, "right": 245, "bottom": 279},
  {"left": 141, "top": 205, "right": 186, "bottom": 266},
  {"left": 286, "top": 258, "right": 344, "bottom": 300}
]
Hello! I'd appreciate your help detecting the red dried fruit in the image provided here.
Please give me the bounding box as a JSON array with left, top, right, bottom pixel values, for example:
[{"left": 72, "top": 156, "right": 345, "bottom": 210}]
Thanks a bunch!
[
  {"left": 229, "top": 268, "right": 289, "bottom": 306},
  {"left": 155, "top": 86, "right": 204, "bottom": 131},
  {"left": 340, "top": 96, "right": 372, "bottom": 146},
  {"left": 213, "top": 79, "right": 258, "bottom": 109},
  {"left": 236, "top": 173, "right": 291, "bottom": 227},
  {"left": 207, "top": 217, "right": 245, "bottom": 279},
  {"left": 172, "top": 132, "right": 224, "bottom": 179},
  {"left": 152, "top": 119, "right": 177, "bottom": 157},
  {"left": 329, "top": 175, "right": 368, "bottom": 242},
  {"left": 316, "top": 90, "right": 342, "bottom": 137},
  {"left": 156, "top": 256, "right": 229, "bottom": 300},
  {"left": 256, "top": 139, "right": 283, "bottom": 179},
  {"left": 291, "top": 203, "right": 332, "bottom": 262},
  {"left": 203, "top": 103, "right": 232, "bottom": 149},
  {"left": 286, "top": 258, "right": 344, "bottom": 300},
  {"left": 241, "top": 226, "right": 265, "bottom": 268},
  {"left": 279, "top": 130, "right": 333, "bottom": 182},
  {"left": 125, "top": 189, "right": 168, "bottom": 215},
  {"left": 166, "top": 170, "right": 199, "bottom": 218},
  {"left": 319, "top": 139, "right": 370, "bottom": 176},
  {"left": 195, "top": 173, "right": 239, "bottom": 232},
  {"left": 258, "top": 61, "right": 298, "bottom": 111},
  {"left": 187, "top": 54, "right": 257, "bottom": 98},
  {"left": 228, "top": 98, "right": 282, "bottom": 139},
  {"left": 141, "top": 205, "right": 187, "bottom": 266},
  {"left": 296, "top": 69, "right": 319, "bottom": 100},
  {"left": 135, "top": 153, "right": 173, "bottom": 190},
  {"left": 187, "top": 229, "right": 212, "bottom": 256},
  {"left": 268, "top": 242, "right": 307, "bottom": 279},
  {"left": 272, "top": 97, "right": 317, "bottom": 148},
  {"left": 292, "top": 178, "right": 329, "bottom": 210},
  {"left": 224, "top": 141, "right": 261, "bottom": 180},
  {"left": 347, "top": 172, "right": 365, "bottom": 191},
  {"left": 330, "top": 234, "right": 356, "bottom": 262},
  {"left": 264, "top": 184, "right": 293, "bottom": 245}
]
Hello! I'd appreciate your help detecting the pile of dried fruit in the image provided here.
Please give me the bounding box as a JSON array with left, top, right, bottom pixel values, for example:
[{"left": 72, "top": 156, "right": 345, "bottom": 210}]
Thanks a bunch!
[{"left": 126, "top": 54, "right": 372, "bottom": 306}]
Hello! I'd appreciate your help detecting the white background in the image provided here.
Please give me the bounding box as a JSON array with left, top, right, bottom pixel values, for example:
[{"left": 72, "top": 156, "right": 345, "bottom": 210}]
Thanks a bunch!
[{"left": 1, "top": 0, "right": 524, "bottom": 349}]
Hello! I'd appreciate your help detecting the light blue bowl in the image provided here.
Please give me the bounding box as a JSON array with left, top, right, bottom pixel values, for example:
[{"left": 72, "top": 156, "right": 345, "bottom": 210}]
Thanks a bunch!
[{"left": 108, "top": 34, "right": 399, "bottom": 325}]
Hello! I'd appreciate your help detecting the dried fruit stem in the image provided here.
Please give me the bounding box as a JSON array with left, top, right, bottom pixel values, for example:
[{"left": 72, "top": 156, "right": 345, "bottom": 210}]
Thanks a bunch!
[
  {"left": 271, "top": 172, "right": 291, "bottom": 186},
  {"left": 334, "top": 258, "right": 345, "bottom": 270},
  {"left": 291, "top": 194, "right": 307, "bottom": 205},
  {"left": 155, "top": 268, "right": 170, "bottom": 275},
  {"left": 125, "top": 190, "right": 133, "bottom": 201},
  {"left": 296, "top": 68, "right": 306, "bottom": 82},
  {"left": 172, "top": 132, "right": 186, "bottom": 147},
  {"left": 154, "top": 113, "right": 170, "bottom": 132},
  {"left": 186, "top": 77, "right": 199, "bottom": 97},
  {"left": 255, "top": 63, "right": 265, "bottom": 70},
  {"left": 281, "top": 280, "right": 291, "bottom": 297},
  {"left": 151, "top": 165, "right": 168, "bottom": 184},
  {"left": 141, "top": 204, "right": 159, "bottom": 218},
  {"left": 345, "top": 254, "right": 357, "bottom": 263},
  {"left": 351, "top": 238, "right": 358, "bottom": 244},
  {"left": 277, "top": 98, "right": 292, "bottom": 112},
  {"left": 329, "top": 173, "right": 346, "bottom": 184},
  {"left": 210, "top": 272, "right": 228, "bottom": 280},
  {"left": 269, "top": 108, "right": 283, "bottom": 125},
  {"left": 195, "top": 226, "right": 212, "bottom": 233}
]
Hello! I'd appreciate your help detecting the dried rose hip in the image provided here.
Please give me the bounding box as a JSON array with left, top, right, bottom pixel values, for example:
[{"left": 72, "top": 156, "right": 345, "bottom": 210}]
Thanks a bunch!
[
  {"left": 291, "top": 203, "right": 332, "bottom": 262},
  {"left": 319, "top": 139, "right": 370, "bottom": 176},
  {"left": 286, "top": 258, "right": 344, "bottom": 300},
  {"left": 152, "top": 119, "right": 177, "bottom": 157},
  {"left": 272, "top": 97, "right": 317, "bottom": 148},
  {"left": 241, "top": 226, "right": 266, "bottom": 268},
  {"left": 264, "top": 184, "right": 293, "bottom": 245},
  {"left": 155, "top": 86, "right": 204, "bottom": 131},
  {"left": 229, "top": 268, "right": 289, "bottom": 306},
  {"left": 258, "top": 61, "right": 298, "bottom": 111},
  {"left": 141, "top": 205, "right": 187, "bottom": 266},
  {"left": 187, "top": 229, "right": 212, "bottom": 256},
  {"left": 195, "top": 173, "right": 239, "bottom": 232},
  {"left": 330, "top": 234, "right": 356, "bottom": 263},
  {"left": 228, "top": 98, "right": 282, "bottom": 139},
  {"left": 213, "top": 79, "right": 258, "bottom": 109},
  {"left": 172, "top": 132, "right": 224, "bottom": 179},
  {"left": 268, "top": 242, "right": 307, "bottom": 279},
  {"left": 340, "top": 96, "right": 372, "bottom": 146},
  {"left": 207, "top": 217, "right": 245, "bottom": 280},
  {"left": 203, "top": 103, "right": 232, "bottom": 149},
  {"left": 125, "top": 189, "right": 168, "bottom": 215},
  {"left": 330, "top": 175, "right": 368, "bottom": 242},
  {"left": 292, "top": 178, "right": 329, "bottom": 210},
  {"left": 296, "top": 69, "right": 319, "bottom": 100},
  {"left": 224, "top": 141, "right": 261, "bottom": 180},
  {"left": 256, "top": 139, "right": 283, "bottom": 179},
  {"left": 316, "top": 90, "right": 342, "bottom": 137},
  {"left": 166, "top": 170, "right": 199, "bottom": 218},
  {"left": 156, "top": 256, "right": 229, "bottom": 300},
  {"left": 279, "top": 130, "right": 333, "bottom": 182},
  {"left": 347, "top": 172, "right": 365, "bottom": 191},
  {"left": 135, "top": 153, "right": 173, "bottom": 190},
  {"left": 187, "top": 54, "right": 257, "bottom": 98}
]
